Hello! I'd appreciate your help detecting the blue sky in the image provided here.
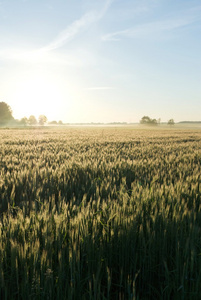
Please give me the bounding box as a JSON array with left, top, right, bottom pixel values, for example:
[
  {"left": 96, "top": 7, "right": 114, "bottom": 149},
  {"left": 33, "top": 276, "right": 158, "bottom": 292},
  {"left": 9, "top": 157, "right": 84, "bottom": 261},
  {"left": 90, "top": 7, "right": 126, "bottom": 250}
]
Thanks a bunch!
[{"left": 0, "top": 0, "right": 201, "bottom": 123}]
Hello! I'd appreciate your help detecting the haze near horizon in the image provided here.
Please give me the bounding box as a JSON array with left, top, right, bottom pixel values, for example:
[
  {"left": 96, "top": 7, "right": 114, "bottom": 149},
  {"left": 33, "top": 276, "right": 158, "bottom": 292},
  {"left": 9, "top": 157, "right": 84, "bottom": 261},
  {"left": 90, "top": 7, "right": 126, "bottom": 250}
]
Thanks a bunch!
[{"left": 0, "top": 0, "right": 200, "bottom": 123}]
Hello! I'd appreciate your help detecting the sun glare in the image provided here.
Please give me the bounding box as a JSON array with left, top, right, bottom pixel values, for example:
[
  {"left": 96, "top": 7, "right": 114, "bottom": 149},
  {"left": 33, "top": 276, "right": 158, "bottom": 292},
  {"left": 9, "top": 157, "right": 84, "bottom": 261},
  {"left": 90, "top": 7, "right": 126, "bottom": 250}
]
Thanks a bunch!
[{"left": 10, "top": 71, "right": 69, "bottom": 121}]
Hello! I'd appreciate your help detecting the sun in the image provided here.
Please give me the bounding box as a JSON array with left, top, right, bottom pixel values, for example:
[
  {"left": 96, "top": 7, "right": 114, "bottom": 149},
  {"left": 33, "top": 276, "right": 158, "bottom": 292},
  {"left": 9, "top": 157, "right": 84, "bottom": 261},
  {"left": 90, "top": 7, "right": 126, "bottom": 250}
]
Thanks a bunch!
[{"left": 9, "top": 70, "right": 70, "bottom": 121}]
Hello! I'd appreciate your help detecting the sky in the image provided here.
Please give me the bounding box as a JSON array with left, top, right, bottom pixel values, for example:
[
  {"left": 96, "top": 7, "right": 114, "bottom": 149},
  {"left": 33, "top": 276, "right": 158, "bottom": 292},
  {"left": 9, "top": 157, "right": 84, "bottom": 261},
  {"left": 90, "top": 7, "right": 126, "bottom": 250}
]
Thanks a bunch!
[{"left": 0, "top": 0, "right": 201, "bottom": 123}]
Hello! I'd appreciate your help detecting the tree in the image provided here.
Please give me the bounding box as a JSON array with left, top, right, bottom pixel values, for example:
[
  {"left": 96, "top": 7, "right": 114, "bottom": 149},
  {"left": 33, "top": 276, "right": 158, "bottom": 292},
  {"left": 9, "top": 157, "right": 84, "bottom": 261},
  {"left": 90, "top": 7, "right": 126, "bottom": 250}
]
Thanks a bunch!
[
  {"left": 140, "top": 116, "right": 158, "bottom": 125},
  {"left": 38, "top": 115, "right": 47, "bottom": 126},
  {"left": 151, "top": 118, "right": 158, "bottom": 125},
  {"left": 19, "top": 117, "right": 28, "bottom": 126},
  {"left": 48, "top": 120, "right": 58, "bottom": 125},
  {"left": 28, "top": 115, "right": 37, "bottom": 126},
  {"left": 167, "top": 119, "right": 175, "bottom": 126},
  {"left": 58, "top": 120, "right": 63, "bottom": 125},
  {"left": 0, "top": 102, "right": 14, "bottom": 126},
  {"left": 140, "top": 116, "right": 151, "bottom": 124}
]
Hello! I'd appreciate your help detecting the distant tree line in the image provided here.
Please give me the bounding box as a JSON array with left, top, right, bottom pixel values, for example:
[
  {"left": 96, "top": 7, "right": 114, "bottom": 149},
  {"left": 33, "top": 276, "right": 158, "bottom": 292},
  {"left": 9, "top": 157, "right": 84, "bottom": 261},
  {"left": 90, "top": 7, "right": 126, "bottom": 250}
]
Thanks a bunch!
[
  {"left": 0, "top": 102, "right": 176, "bottom": 127},
  {"left": 0, "top": 102, "right": 63, "bottom": 127},
  {"left": 140, "top": 116, "right": 175, "bottom": 126}
]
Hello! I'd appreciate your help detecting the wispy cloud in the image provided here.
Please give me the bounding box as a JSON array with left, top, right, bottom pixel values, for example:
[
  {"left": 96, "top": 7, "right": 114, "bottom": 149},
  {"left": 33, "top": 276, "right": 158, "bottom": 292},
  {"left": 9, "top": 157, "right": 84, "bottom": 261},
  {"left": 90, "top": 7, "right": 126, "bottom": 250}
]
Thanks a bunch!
[
  {"left": 102, "top": 14, "right": 199, "bottom": 41},
  {"left": 40, "top": 12, "right": 97, "bottom": 52},
  {"left": 40, "top": 0, "right": 113, "bottom": 52},
  {"left": 0, "top": 0, "right": 113, "bottom": 63}
]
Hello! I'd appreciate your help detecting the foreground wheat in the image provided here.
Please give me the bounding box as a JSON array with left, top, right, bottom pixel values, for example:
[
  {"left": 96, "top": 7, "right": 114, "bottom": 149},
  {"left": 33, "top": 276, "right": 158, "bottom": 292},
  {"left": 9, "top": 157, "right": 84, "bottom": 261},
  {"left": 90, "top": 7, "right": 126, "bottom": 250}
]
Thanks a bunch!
[{"left": 0, "top": 127, "right": 201, "bottom": 299}]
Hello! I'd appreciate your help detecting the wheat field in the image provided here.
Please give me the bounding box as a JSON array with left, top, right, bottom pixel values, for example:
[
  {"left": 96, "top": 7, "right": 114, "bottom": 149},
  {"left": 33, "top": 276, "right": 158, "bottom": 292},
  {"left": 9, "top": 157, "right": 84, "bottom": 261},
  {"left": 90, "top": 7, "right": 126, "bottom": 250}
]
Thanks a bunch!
[{"left": 0, "top": 127, "right": 201, "bottom": 299}]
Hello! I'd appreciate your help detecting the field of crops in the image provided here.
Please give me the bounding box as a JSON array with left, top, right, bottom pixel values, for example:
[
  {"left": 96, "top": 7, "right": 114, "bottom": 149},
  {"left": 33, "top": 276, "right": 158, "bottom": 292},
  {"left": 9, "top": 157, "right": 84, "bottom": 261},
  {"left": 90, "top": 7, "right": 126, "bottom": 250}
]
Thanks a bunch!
[{"left": 0, "top": 127, "right": 201, "bottom": 299}]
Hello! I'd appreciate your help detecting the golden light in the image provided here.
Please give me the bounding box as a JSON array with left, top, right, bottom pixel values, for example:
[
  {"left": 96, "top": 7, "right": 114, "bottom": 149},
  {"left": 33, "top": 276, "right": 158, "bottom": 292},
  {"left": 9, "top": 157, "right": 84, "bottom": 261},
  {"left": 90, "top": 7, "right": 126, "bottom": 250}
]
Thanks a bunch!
[{"left": 10, "top": 70, "right": 70, "bottom": 121}]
